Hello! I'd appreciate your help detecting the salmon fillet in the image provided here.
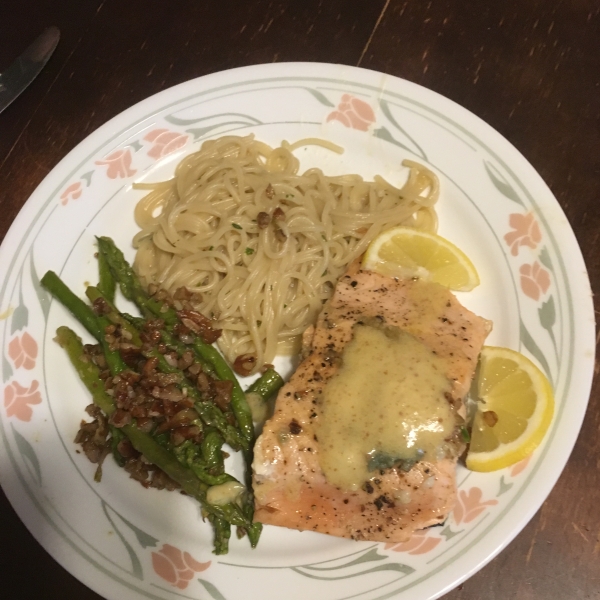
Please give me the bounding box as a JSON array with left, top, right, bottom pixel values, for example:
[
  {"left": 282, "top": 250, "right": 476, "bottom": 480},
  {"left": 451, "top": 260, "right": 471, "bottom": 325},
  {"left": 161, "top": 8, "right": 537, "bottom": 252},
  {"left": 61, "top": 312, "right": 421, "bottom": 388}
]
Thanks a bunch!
[{"left": 252, "top": 266, "right": 491, "bottom": 542}]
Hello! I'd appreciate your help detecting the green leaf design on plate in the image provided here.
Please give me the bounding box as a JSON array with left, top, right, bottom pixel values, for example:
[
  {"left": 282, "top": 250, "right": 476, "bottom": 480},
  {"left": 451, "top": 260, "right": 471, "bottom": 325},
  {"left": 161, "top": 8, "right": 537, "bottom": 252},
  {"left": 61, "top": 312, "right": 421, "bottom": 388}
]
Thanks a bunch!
[
  {"left": 115, "top": 511, "right": 160, "bottom": 549},
  {"left": 373, "top": 126, "right": 417, "bottom": 154},
  {"left": 293, "top": 547, "right": 414, "bottom": 581},
  {"left": 101, "top": 501, "right": 155, "bottom": 580},
  {"left": 129, "top": 140, "right": 143, "bottom": 152},
  {"left": 165, "top": 112, "right": 262, "bottom": 127},
  {"left": 483, "top": 161, "right": 525, "bottom": 206},
  {"left": 2, "top": 355, "right": 13, "bottom": 382},
  {"left": 520, "top": 319, "right": 553, "bottom": 385},
  {"left": 164, "top": 112, "right": 263, "bottom": 141},
  {"left": 81, "top": 171, "right": 94, "bottom": 186},
  {"left": 538, "top": 295, "right": 558, "bottom": 361},
  {"left": 497, "top": 475, "right": 513, "bottom": 497},
  {"left": 198, "top": 579, "right": 228, "bottom": 600},
  {"left": 11, "top": 271, "right": 28, "bottom": 335},
  {"left": 538, "top": 246, "right": 554, "bottom": 272},
  {"left": 439, "top": 524, "right": 463, "bottom": 540},
  {"left": 12, "top": 424, "right": 42, "bottom": 486},
  {"left": 302, "top": 87, "right": 335, "bottom": 107},
  {"left": 294, "top": 561, "right": 414, "bottom": 581},
  {"left": 30, "top": 250, "right": 51, "bottom": 321},
  {"left": 378, "top": 100, "right": 427, "bottom": 159},
  {"left": 186, "top": 121, "right": 261, "bottom": 141},
  {"left": 302, "top": 546, "right": 386, "bottom": 572}
]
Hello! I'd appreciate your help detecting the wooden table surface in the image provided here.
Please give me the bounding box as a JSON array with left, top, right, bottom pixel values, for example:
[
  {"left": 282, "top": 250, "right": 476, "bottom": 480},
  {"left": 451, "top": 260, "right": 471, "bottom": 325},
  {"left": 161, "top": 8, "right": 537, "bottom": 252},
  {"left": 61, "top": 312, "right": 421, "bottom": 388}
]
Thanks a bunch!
[{"left": 1, "top": 1, "right": 598, "bottom": 598}]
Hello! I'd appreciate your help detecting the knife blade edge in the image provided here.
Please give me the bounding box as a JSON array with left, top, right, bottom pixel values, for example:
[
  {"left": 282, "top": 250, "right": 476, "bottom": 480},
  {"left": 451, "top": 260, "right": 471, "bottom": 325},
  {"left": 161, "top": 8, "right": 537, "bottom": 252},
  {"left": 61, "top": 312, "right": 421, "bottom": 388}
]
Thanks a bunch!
[{"left": 0, "top": 26, "right": 60, "bottom": 114}]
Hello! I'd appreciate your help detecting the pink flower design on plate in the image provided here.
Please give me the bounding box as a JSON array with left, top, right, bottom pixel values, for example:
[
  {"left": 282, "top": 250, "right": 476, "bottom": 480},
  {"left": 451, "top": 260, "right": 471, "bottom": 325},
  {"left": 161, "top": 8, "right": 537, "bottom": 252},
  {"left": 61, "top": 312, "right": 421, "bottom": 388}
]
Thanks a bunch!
[
  {"left": 385, "top": 531, "right": 442, "bottom": 555},
  {"left": 453, "top": 487, "right": 498, "bottom": 525},
  {"left": 8, "top": 332, "right": 38, "bottom": 370},
  {"left": 151, "top": 544, "right": 210, "bottom": 590},
  {"left": 60, "top": 182, "right": 83, "bottom": 205},
  {"left": 519, "top": 261, "right": 551, "bottom": 301},
  {"left": 510, "top": 455, "right": 532, "bottom": 477},
  {"left": 326, "top": 94, "right": 376, "bottom": 131},
  {"left": 95, "top": 148, "right": 136, "bottom": 179},
  {"left": 504, "top": 212, "right": 542, "bottom": 256},
  {"left": 4, "top": 380, "right": 42, "bottom": 422},
  {"left": 144, "top": 129, "right": 188, "bottom": 159}
]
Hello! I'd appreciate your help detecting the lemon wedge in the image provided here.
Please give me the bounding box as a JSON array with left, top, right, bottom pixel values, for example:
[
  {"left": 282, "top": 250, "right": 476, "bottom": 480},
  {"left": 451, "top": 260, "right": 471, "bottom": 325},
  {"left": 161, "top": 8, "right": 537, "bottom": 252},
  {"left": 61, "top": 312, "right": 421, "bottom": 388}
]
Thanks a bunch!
[
  {"left": 362, "top": 226, "right": 480, "bottom": 291},
  {"left": 466, "top": 346, "right": 555, "bottom": 472}
]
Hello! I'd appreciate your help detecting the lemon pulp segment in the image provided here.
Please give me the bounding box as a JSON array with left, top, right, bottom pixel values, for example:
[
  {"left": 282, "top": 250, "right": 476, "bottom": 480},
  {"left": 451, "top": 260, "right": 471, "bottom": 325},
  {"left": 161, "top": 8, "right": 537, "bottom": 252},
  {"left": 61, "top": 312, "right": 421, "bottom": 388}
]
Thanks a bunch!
[
  {"left": 466, "top": 346, "right": 554, "bottom": 472},
  {"left": 362, "top": 226, "right": 479, "bottom": 291}
]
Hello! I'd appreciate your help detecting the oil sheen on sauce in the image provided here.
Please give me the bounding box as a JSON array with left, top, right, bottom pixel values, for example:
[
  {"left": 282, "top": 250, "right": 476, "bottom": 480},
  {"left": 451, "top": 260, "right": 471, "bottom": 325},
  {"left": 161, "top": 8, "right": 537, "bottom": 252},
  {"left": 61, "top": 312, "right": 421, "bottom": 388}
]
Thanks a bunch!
[{"left": 317, "top": 324, "right": 455, "bottom": 491}]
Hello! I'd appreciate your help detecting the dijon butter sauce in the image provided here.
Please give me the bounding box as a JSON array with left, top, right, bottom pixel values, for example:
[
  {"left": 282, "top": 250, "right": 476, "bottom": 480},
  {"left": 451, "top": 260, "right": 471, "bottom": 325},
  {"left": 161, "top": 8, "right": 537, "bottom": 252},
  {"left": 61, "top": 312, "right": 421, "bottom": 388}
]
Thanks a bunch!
[
  {"left": 206, "top": 481, "right": 246, "bottom": 506},
  {"left": 317, "top": 324, "right": 456, "bottom": 491}
]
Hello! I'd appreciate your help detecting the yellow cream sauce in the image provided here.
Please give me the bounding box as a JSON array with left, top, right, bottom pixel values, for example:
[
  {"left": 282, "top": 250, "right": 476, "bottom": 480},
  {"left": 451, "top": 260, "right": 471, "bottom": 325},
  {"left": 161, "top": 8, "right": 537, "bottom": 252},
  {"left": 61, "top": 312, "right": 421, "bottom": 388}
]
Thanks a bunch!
[
  {"left": 206, "top": 481, "right": 246, "bottom": 506},
  {"left": 317, "top": 324, "right": 455, "bottom": 490}
]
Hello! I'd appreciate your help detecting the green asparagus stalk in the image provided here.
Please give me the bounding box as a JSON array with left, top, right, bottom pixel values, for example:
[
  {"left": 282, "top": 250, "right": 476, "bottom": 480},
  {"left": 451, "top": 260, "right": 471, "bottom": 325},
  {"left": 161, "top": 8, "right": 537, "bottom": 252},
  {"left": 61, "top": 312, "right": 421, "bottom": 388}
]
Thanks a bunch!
[
  {"left": 191, "top": 338, "right": 254, "bottom": 447},
  {"left": 246, "top": 368, "right": 284, "bottom": 400},
  {"left": 209, "top": 514, "right": 231, "bottom": 556},
  {"left": 97, "top": 249, "right": 116, "bottom": 303},
  {"left": 55, "top": 325, "right": 262, "bottom": 553},
  {"left": 85, "top": 286, "right": 142, "bottom": 346},
  {"left": 96, "top": 236, "right": 178, "bottom": 325},
  {"left": 41, "top": 271, "right": 103, "bottom": 340},
  {"left": 143, "top": 346, "right": 247, "bottom": 451},
  {"left": 46, "top": 241, "right": 270, "bottom": 553},
  {"left": 174, "top": 429, "right": 240, "bottom": 487},
  {"left": 41, "top": 272, "right": 127, "bottom": 375},
  {"left": 85, "top": 285, "right": 245, "bottom": 450},
  {"left": 96, "top": 315, "right": 129, "bottom": 376},
  {"left": 201, "top": 429, "right": 227, "bottom": 473},
  {"left": 97, "top": 236, "right": 255, "bottom": 447},
  {"left": 55, "top": 326, "right": 204, "bottom": 495},
  {"left": 158, "top": 326, "right": 217, "bottom": 379}
]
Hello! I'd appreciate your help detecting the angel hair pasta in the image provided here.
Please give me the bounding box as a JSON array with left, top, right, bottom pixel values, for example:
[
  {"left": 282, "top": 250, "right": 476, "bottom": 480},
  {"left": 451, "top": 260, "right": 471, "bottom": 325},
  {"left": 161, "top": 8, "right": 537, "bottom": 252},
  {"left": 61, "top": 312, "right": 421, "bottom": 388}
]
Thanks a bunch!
[{"left": 132, "top": 135, "right": 439, "bottom": 371}]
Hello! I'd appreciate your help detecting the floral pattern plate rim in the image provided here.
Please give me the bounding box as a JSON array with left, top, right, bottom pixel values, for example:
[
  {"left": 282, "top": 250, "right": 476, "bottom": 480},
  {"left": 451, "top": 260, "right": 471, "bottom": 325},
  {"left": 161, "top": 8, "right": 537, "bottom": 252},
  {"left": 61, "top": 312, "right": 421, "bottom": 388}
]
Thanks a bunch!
[{"left": 0, "top": 62, "right": 594, "bottom": 600}]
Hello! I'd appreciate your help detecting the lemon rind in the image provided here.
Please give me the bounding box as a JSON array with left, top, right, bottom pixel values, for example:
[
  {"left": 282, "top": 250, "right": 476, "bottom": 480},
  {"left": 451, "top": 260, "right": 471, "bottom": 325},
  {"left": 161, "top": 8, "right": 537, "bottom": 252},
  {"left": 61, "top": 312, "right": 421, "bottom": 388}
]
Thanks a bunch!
[{"left": 466, "top": 347, "right": 555, "bottom": 472}]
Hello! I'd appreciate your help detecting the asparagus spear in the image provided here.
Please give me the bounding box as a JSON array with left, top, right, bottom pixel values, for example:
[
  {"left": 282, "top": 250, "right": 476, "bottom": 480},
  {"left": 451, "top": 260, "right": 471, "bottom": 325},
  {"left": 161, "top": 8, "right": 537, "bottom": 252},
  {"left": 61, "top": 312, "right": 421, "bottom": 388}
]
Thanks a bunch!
[
  {"left": 84, "top": 285, "right": 248, "bottom": 487},
  {"left": 246, "top": 368, "right": 284, "bottom": 400},
  {"left": 175, "top": 432, "right": 233, "bottom": 486},
  {"left": 86, "top": 284, "right": 246, "bottom": 451},
  {"left": 158, "top": 326, "right": 217, "bottom": 379},
  {"left": 96, "top": 236, "right": 178, "bottom": 325},
  {"left": 192, "top": 338, "right": 254, "bottom": 447},
  {"left": 41, "top": 271, "right": 103, "bottom": 340},
  {"left": 44, "top": 242, "right": 270, "bottom": 553},
  {"left": 55, "top": 325, "right": 263, "bottom": 553},
  {"left": 55, "top": 326, "right": 206, "bottom": 497},
  {"left": 209, "top": 515, "right": 231, "bottom": 556},
  {"left": 97, "top": 236, "right": 255, "bottom": 448},
  {"left": 41, "top": 271, "right": 128, "bottom": 376},
  {"left": 85, "top": 286, "right": 142, "bottom": 346},
  {"left": 97, "top": 249, "right": 116, "bottom": 303}
]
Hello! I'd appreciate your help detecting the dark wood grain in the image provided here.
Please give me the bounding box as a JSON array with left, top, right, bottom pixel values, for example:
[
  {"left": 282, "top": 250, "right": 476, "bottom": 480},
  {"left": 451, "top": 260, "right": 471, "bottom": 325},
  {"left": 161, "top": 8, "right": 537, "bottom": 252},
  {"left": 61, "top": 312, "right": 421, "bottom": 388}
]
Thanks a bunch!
[{"left": 0, "top": 1, "right": 598, "bottom": 599}]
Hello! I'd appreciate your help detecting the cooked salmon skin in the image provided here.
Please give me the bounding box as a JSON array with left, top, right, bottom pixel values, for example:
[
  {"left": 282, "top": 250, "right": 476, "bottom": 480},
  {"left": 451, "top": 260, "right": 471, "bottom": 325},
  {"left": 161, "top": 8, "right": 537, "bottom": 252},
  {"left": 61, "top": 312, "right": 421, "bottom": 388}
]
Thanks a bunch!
[{"left": 252, "top": 267, "right": 491, "bottom": 542}]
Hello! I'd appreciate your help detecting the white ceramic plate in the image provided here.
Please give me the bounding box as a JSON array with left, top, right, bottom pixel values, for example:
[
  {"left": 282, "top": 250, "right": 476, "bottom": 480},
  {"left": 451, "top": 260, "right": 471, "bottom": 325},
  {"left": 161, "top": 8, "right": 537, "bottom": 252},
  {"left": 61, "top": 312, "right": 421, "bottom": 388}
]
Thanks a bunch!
[{"left": 0, "top": 63, "right": 594, "bottom": 600}]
